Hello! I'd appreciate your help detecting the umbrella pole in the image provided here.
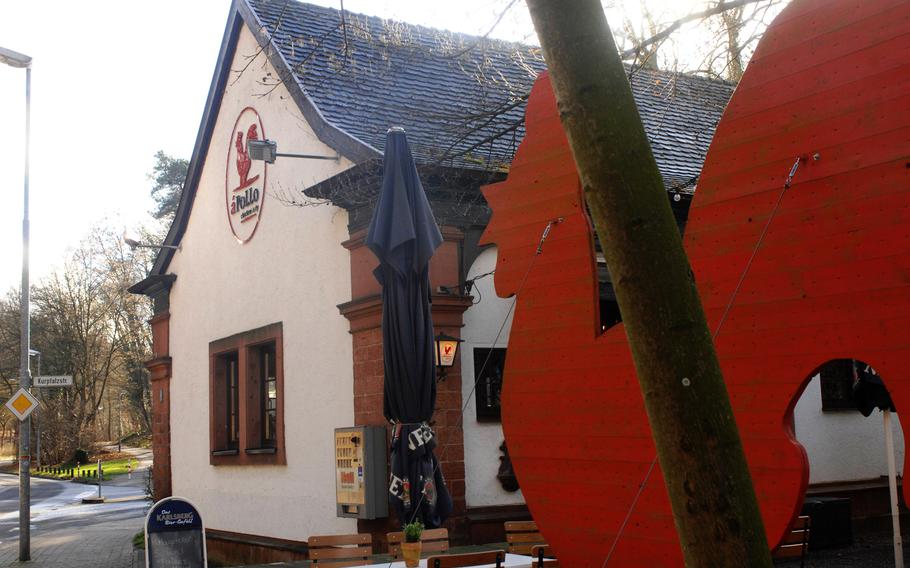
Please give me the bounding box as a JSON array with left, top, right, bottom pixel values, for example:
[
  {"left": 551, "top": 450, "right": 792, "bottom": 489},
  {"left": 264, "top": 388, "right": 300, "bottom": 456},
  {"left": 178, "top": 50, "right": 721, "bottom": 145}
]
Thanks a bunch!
[{"left": 884, "top": 409, "right": 904, "bottom": 568}]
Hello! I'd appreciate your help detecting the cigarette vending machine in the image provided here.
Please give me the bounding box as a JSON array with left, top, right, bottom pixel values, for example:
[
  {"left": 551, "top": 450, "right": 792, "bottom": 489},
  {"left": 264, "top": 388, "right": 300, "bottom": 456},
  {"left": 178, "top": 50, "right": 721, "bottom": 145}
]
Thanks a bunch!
[{"left": 334, "top": 426, "right": 388, "bottom": 519}]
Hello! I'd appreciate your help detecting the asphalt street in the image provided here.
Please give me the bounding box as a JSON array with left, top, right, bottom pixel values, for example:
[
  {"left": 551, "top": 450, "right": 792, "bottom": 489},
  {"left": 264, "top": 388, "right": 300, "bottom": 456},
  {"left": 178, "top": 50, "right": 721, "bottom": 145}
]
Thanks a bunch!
[{"left": 0, "top": 447, "right": 151, "bottom": 567}]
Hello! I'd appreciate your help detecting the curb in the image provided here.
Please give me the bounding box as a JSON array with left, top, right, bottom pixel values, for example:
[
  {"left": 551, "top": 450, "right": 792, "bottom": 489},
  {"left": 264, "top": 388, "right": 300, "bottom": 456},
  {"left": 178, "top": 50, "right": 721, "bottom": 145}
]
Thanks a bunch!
[{"left": 106, "top": 495, "right": 150, "bottom": 503}]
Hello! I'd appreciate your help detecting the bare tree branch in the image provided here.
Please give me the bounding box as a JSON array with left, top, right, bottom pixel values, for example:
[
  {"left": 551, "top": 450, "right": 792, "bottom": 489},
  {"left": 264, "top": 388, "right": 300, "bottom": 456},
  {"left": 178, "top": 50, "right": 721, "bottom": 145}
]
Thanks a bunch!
[{"left": 620, "top": 0, "right": 776, "bottom": 60}]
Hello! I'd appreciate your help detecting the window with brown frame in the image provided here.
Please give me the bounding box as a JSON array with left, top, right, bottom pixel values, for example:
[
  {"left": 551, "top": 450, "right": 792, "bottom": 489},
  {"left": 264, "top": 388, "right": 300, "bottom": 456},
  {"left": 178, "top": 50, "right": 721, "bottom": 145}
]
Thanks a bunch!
[
  {"left": 209, "top": 322, "right": 285, "bottom": 465},
  {"left": 212, "top": 350, "right": 240, "bottom": 454},
  {"left": 246, "top": 340, "right": 278, "bottom": 453}
]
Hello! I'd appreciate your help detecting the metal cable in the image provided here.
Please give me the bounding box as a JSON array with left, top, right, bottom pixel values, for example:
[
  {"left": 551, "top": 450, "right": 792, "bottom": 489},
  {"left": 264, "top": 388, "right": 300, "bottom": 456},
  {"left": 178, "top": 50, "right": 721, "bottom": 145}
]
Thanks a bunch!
[{"left": 602, "top": 163, "right": 800, "bottom": 566}]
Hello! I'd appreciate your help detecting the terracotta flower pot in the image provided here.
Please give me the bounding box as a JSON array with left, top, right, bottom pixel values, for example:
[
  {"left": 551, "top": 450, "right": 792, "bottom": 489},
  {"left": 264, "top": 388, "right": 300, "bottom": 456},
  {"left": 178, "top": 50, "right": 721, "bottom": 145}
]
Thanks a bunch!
[{"left": 401, "top": 541, "right": 422, "bottom": 567}]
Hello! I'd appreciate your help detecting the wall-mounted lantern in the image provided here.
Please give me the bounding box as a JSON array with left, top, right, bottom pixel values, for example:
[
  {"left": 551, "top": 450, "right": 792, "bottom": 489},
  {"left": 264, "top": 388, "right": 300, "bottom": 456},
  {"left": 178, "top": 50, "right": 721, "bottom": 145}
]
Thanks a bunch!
[{"left": 434, "top": 332, "right": 463, "bottom": 382}]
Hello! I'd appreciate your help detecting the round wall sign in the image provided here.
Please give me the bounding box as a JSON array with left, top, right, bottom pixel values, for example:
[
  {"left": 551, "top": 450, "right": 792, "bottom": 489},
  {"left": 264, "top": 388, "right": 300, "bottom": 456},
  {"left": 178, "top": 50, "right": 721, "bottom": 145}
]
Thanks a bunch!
[{"left": 225, "top": 107, "right": 267, "bottom": 243}]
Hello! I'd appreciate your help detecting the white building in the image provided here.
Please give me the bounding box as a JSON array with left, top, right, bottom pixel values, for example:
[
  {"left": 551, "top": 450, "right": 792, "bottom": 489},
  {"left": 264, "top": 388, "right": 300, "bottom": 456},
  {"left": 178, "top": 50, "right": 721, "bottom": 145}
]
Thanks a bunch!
[{"left": 131, "top": 0, "right": 898, "bottom": 563}]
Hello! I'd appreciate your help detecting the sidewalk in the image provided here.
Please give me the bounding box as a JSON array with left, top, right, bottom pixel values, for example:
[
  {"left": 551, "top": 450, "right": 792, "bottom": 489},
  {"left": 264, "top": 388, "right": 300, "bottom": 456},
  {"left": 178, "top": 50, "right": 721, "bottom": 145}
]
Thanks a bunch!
[{"left": 0, "top": 513, "right": 144, "bottom": 568}]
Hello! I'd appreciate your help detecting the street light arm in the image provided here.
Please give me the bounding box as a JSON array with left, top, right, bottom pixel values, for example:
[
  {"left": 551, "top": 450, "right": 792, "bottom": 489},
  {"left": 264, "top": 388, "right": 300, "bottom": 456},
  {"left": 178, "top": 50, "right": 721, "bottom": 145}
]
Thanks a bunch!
[
  {"left": 124, "top": 237, "right": 180, "bottom": 251},
  {"left": 0, "top": 46, "right": 31, "bottom": 68}
]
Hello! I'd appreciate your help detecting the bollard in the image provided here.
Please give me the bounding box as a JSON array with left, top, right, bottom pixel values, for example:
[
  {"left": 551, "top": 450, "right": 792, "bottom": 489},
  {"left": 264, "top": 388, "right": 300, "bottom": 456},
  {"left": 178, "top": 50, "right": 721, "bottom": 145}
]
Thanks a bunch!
[{"left": 97, "top": 459, "right": 102, "bottom": 499}]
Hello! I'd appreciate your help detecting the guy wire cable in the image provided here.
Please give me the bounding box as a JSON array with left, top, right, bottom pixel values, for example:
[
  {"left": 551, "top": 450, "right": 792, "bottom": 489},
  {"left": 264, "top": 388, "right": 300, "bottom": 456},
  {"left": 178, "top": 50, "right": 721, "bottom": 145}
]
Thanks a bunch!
[{"left": 602, "top": 157, "right": 807, "bottom": 566}]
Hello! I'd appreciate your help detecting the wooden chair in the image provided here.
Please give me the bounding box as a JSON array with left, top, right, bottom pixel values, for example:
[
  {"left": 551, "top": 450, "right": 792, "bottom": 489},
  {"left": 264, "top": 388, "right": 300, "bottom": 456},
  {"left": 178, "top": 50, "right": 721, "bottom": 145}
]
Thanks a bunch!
[
  {"left": 387, "top": 527, "right": 449, "bottom": 559},
  {"left": 771, "top": 515, "right": 811, "bottom": 568},
  {"left": 505, "top": 520, "right": 545, "bottom": 555},
  {"left": 426, "top": 550, "right": 505, "bottom": 568},
  {"left": 530, "top": 544, "right": 559, "bottom": 567},
  {"left": 308, "top": 533, "right": 372, "bottom": 567}
]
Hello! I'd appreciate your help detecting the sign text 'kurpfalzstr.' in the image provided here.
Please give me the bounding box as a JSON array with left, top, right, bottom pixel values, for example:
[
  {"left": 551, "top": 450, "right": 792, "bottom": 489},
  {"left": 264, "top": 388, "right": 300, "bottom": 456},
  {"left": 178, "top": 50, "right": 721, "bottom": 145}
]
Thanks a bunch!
[{"left": 34, "top": 375, "right": 73, "bottom": 387}]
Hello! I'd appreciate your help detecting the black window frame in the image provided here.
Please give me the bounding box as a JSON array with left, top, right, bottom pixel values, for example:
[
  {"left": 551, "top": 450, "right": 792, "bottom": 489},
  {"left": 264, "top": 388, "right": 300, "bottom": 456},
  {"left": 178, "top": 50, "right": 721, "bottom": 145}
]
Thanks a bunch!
[
  {"left": 819, "top": 359, "right": 856, "bottom": 411},
  {"left": 474, "top": 347, "right": 507, "bottom": 422}
]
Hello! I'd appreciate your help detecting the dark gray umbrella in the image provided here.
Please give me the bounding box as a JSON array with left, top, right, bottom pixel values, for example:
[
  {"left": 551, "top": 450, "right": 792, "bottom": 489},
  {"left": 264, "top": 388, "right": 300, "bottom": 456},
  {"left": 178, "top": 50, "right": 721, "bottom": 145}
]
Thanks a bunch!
[{"left": 366, "top": 127, "right": 452, "bottom": 528}]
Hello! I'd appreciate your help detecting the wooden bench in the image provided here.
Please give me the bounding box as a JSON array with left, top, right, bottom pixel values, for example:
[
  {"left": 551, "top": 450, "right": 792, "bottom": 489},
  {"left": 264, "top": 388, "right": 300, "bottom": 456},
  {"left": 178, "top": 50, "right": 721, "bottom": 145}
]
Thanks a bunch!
[
  {"left": 504, "top": 521, "right": 545, "bottom": 555},
  {"left": 387, "top": 527, "right": 449, "bottom": 559},
  {"left": 772, "top": 515, "right": 810, "bottom": 568},
  {"left": 308, "top": 533, "right": 372, "bottom": 567}
]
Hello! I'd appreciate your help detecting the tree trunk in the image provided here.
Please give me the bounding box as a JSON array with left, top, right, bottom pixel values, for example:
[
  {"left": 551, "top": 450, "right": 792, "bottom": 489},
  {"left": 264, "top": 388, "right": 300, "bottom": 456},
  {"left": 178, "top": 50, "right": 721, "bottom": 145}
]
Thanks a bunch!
[
  {"left": 525, "top": 1, "right": 772, "bottom": 566},
  {"left": 721, "top": 7, "right": 745, "bottom": 82}
]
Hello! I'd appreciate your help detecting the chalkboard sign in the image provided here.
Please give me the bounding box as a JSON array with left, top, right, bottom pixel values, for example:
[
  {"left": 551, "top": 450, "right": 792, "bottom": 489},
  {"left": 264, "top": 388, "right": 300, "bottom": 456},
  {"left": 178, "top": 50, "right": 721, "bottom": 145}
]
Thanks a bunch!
[{"left": 145, "top": 497, "right": 207, "bottom": 568}]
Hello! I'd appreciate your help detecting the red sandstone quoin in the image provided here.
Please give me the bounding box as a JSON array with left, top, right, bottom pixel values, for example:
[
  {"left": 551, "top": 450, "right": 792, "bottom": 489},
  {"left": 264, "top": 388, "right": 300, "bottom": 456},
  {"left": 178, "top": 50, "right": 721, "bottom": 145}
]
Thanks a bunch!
[{"left": 481, "top": 0, "right": 910, "bottom": 565}]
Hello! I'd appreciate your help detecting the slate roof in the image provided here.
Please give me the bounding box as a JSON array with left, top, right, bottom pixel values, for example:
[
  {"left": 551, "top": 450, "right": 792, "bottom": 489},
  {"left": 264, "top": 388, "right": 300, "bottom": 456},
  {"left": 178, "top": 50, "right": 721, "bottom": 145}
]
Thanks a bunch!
[{"left": 246, "top": 0, "right": 735, "bottom": 190}]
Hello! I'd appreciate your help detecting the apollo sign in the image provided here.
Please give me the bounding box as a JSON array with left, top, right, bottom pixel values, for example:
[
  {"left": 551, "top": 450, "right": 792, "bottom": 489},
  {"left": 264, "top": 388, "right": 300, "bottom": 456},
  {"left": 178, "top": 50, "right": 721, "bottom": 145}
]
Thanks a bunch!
[{"left": 225, "top": 107, "right": 267, "bottom": 243}]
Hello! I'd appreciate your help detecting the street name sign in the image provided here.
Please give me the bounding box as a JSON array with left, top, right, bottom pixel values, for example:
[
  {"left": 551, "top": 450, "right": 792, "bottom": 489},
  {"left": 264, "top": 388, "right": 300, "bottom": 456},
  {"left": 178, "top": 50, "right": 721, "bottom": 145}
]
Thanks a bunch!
[
  {"left": 34, "top": 375, "right": 73, "bottom": 387},
  {"left": 145, "top": 496, "right": 207, "bottom": 568},
  {"left": 4, "top": 388, "right": 39, "bottom": 421}
]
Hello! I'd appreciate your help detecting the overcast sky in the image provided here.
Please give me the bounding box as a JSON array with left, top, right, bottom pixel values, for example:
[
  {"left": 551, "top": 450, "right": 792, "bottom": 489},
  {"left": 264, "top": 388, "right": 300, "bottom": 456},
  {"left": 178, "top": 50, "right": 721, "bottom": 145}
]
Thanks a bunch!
[{"left": 0, "top": 0, "right": 710, "bottom": 293}]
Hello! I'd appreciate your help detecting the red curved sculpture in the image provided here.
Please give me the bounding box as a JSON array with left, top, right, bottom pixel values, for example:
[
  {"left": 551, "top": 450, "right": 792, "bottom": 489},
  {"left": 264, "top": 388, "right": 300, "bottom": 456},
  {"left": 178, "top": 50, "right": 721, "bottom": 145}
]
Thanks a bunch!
[{"left": 480, "top": 0, "right": 910, "bottom": 565}]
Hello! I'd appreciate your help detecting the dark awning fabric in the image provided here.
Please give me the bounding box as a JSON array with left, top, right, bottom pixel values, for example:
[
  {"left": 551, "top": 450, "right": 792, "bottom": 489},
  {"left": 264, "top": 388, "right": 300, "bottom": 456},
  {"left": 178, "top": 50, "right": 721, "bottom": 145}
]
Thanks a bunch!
[{"left": 366, "top": 128, "right": 451, "bottom": 528}]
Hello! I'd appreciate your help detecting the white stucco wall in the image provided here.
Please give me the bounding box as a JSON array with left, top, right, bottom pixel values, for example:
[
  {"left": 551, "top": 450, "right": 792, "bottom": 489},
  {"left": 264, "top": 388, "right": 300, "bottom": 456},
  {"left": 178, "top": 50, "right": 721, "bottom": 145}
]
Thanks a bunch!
[
  {"left": 461, "top": 247, "right": 524, "bottom": 507},
  {"left": 794, "top": 375, "right": 904, "bottom": 484},
  {"left": 165, "top": 25, "right": 358, "bottom": 540}
]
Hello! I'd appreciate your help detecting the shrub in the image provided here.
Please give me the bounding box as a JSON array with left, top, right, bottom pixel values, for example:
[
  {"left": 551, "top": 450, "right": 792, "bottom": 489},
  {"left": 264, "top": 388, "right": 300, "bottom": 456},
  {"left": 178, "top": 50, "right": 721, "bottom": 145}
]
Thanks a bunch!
[{"left": 72, "top": 448, "right": 89, "bottom": 465}]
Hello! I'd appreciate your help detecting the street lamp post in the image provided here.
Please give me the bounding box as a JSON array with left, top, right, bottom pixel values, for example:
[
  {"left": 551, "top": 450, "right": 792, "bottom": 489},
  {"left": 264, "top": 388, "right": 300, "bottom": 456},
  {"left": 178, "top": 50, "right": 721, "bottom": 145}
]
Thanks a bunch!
[{"left": 1, "top": 45, "right": 33, "bottom": 563}]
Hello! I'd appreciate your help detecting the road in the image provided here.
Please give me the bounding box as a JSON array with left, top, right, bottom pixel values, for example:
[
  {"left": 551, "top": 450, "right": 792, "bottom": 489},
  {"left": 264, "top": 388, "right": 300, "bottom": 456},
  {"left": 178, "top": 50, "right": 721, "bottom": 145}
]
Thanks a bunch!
[{"left": 0, "top": 448, "right": 151, "bottom": 567}]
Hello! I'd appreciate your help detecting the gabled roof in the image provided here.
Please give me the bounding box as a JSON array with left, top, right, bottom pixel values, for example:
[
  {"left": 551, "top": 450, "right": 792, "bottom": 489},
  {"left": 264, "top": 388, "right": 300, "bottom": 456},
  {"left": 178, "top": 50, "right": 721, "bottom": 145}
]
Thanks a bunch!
[
  {"left": 247, "top": 0, "right": 734, "bottom": 186},
  {"left": 247, "top": 0, "right": 542, "bottom": 172},
  {"left": 141, "top": 0, "right": 734, "bottom": 281}
]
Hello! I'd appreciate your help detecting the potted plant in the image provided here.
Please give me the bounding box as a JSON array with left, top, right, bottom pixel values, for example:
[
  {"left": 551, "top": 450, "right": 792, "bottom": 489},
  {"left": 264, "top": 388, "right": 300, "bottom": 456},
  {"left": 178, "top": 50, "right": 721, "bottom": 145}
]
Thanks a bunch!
[{"left": 401, "top": 520, "right": 424, "bottom": 567}]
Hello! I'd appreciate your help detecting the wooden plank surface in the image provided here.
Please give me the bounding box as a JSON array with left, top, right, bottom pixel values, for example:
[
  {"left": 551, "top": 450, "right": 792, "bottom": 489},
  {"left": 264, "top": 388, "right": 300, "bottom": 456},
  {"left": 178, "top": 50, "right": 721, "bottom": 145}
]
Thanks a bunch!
[{"left": 478, "top": 0, "right": 910, "bottom": 565}]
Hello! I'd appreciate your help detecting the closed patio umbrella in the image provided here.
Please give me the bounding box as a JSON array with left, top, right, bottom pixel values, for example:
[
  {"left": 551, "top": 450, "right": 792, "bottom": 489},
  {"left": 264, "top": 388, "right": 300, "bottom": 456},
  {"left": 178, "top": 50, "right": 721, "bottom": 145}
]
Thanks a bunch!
[{"left": 366, "top": 127, "right": 452, "bottom": 528}]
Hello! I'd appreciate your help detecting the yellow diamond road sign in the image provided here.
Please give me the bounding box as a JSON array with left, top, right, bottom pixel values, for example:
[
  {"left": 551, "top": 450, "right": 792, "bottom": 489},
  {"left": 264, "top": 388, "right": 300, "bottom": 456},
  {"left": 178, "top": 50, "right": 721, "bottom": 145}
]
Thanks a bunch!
[{"left": 4, "top": 388, "right": 39, "bottom": 421}]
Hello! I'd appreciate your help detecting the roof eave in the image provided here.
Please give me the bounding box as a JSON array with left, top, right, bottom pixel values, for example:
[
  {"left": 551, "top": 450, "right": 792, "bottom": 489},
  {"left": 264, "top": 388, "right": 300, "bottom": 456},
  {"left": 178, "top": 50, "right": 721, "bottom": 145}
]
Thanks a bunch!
[{"left": 147, "top": 1, "right": 245, "bottom": 277}]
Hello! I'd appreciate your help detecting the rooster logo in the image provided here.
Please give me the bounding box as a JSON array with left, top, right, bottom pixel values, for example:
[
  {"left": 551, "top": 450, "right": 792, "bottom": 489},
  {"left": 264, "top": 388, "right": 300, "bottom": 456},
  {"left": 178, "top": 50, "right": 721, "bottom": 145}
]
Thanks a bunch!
[
  {"left": 234, "top": 123, "right": 260, "bottom": 191},
  {"left": 226, "top": 108, "right": 267, "bottom": 243}
]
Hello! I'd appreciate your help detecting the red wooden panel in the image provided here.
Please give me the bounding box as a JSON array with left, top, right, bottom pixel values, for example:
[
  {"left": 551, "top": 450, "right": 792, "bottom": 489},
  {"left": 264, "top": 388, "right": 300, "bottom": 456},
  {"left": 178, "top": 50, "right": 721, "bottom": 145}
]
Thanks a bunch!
[{"left": 478, "top": 0, "right": 910, "bottom": 565}]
